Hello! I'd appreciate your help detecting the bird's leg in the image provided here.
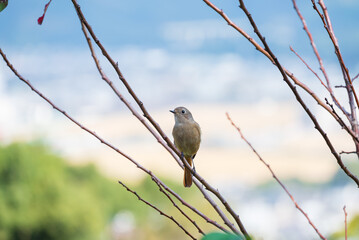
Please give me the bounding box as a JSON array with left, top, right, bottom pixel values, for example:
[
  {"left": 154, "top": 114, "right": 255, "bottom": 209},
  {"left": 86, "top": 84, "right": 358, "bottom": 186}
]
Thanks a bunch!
[{"left": 192, "top": 158, "right": 196, "bottom": 174}]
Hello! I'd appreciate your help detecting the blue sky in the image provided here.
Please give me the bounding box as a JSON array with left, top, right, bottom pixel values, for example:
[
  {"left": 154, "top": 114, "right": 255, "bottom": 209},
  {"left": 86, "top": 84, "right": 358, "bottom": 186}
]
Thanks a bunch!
[
  {"left": 2, "top": 0, "right": 358, "bottom": 59},
  {"left": 1, "top": 0, "right": 358, "bottom": 115}
]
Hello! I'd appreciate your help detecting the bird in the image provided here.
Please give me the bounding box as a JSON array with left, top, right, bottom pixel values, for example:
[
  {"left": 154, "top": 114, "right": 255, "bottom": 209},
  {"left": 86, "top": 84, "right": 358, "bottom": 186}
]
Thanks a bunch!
[{"left": 170, "top": 107, "right": 201, "bottom": 187}]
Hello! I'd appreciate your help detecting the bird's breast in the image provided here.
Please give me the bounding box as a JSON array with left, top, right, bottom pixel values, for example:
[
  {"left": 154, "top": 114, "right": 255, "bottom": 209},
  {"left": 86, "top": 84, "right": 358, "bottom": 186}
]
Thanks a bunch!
[{"left": 172, "top": 121, "right": 201, "bottom": 157}]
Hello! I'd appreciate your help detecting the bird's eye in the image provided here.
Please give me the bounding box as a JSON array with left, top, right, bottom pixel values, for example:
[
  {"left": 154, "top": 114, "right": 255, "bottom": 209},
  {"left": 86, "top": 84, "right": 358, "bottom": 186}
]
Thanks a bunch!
[{"left": 181, "top": 109, "right": 186, "bottom": 114}]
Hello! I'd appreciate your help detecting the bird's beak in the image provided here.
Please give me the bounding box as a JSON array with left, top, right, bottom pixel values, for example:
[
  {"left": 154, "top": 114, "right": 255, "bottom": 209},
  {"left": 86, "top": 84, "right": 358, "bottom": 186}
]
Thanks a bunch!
[{"left": 169, "top": 110, "right": 175, "bottom": 114}]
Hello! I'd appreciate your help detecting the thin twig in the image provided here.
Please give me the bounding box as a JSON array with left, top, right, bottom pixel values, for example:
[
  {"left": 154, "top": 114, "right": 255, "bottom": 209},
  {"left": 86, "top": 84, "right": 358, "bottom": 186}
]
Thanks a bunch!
[
  {"left": 324, "top": 98, "right": 359, "bottom": 143},
  {"left": 313, "top": 0, "right": 356, "bottom": 106},
  {"left": 292, "top": 0, "right": 330, "bottom": 87},
  {"left": 290, "top": 46, "right": 351, "bottom": 122},
  {"left": 226, "top": 113, "right": 327, "bottom": 240},
  {"left": 340, "top": 151, "right": 356, "bottom": 155},
  {"left": 191, "top": 172, "right": 249, "bottom": 238},
  {"left": 71, "top": 0, "right": 247, "bottom": 235},
  {"left": 312, "top": 0, "right": 359, "bottom": 120},
  {"left": 154, "top": 178, "right": 205, "bottom": 235},
  {"left": 290, "top": 47, "right": 359, "bottom": 143},
  {"left": 154, "top": 174, "right": 229, "bottom": 233},
  {"left": 201, "top": 0, "right": 271, "bottom": 60},
  {"left": 291, "top": 0, "right": 351, "bottom": 127},
  {"left": 118, "top": 180, "right": 197, "bottom": 240},
  {"left": 285, "top": 68, "right": 345, "bottom": 123},
  {"left": 343, "top": 205, "right": 347, "bottom": 240},
  {"left": 290, "top": 46, "right": 328, "bottom": 91},
  {"left": 352, "top": 73, "right": 359, "bottom": 82}
]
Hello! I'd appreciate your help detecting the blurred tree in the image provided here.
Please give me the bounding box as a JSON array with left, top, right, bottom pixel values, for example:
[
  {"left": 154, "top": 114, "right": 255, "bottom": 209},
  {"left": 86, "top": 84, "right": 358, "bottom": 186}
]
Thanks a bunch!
[{"left": 0, "top": 142, "right": 123, "bottom": 240}]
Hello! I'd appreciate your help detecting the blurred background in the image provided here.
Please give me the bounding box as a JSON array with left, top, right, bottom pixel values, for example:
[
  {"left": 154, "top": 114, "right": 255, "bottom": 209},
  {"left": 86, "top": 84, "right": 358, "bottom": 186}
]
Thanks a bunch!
[{"left": 1, "top": 0, "right": 359, "bottom": 239}]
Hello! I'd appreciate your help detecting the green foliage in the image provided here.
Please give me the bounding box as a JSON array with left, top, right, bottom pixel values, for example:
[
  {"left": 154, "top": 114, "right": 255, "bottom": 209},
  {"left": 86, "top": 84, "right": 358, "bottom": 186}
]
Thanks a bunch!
[
  {"left": 329, "top": 214, "right": 359, "bottom": 240},
  {"left": 201, "top": 232, "right": 244, "bottom": 240},
  {"left": 0, "top": 142, "right": 126, "bottom": 240},
  {"left": 0, "top": 0, "right": 8, "bottom": 12}
]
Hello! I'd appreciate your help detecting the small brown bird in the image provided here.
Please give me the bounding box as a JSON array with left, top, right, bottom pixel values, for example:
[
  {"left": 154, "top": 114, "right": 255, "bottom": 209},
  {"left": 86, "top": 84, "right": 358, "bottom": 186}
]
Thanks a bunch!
[{"left": 170, "top": 107, "right": 201, "bottom": 187}]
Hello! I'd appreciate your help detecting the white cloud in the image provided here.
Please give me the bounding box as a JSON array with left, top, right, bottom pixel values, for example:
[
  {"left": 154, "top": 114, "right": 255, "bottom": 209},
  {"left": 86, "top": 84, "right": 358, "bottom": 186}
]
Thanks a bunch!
[{"left": 162, "top": 19, "right": 241, "bottom": 49}]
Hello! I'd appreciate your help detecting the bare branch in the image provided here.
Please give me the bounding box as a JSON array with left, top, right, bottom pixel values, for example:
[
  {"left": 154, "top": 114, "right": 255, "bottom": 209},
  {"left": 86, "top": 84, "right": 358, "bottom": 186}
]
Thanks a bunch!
[
  {"left": 325, "top": 98, "right": 359, "bottom": 144},
  {"left": 291, "top": 0, "right": 330, "bottom": 88},
  {"left": 72, "top": 0, "right": 249, "bottom": 235},
  {"left": 312, "top": 0, "right": 359, "bottom": 113},
  {"left": 237, "top": 0, "right": 359, "bottom": 186},
  {"left": 155, "top": 180, "right": 205, "bottom": 235},
  {"left": 340, "top": 151, "right": 357, "bottom": 155},
  {"left": 154, "top": 174, "right": 229, "bottom": 233},
  {"left": 118, "top": 180, "right": 197, "bottom": 240},
  {"left": 190, "top": 173, "right": 249, "bottom": 238},
  {"left": 343, "top": 205, "right": 348, "bottom": 240},
  {"left": 285, "top": 68, "right": 346, "bottom": 123},
  {"left": 290, "top": 46, "right": 328, "bottom": 91},
  {"left": 201, "top": 0, "right": 271, "bottom": 61},
  {"left": 289, "top": 46, "right": 350, "bottom": 123},
  {"left": 291, "top": 0, "right": 352, "bottom": 130},
  {"left": 226, "top": 113, "right": 327, "bottom": 240}
]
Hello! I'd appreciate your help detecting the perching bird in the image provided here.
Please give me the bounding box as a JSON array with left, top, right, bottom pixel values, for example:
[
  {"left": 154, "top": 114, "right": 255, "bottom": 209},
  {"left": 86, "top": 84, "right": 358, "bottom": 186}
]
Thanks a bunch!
[{"left": 170, "top": 107, "right": 201, "bottom": 187}]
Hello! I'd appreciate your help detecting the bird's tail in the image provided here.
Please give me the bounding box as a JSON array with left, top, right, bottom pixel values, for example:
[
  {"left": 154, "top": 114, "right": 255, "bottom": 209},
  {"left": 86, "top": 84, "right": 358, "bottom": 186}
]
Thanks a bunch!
[{"left": 183, "top": 157, "right": 193, "bottom": 188}]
